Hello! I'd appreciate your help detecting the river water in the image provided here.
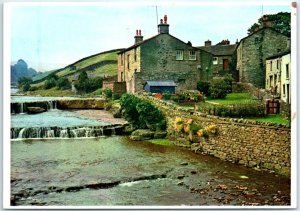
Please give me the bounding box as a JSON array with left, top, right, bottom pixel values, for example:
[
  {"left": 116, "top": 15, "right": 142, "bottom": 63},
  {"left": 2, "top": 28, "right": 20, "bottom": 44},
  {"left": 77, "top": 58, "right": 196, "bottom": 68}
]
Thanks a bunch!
[{"left": 11, "top": 137, "right": 290, "bottom": 206}]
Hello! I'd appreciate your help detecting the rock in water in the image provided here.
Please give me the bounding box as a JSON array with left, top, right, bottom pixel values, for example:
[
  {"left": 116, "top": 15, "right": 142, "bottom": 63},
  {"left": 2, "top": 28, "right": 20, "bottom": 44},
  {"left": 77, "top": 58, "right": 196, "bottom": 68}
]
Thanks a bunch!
[
  {"left": 130, "top": 129, "right": 155, "bottom": 141},
  {"left": 27, "top": 107, "right": 46, "bottom": 114}
]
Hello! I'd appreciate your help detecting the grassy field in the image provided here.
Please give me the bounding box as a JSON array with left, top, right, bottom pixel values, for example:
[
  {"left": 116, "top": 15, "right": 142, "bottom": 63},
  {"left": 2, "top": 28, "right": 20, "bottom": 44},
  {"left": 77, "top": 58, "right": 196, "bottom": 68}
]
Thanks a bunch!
[
  {"left": 206, "top": 93, "right": 257, "bottom": 105},
  {"left": 249, "top": 115, "right": 289, "bottom": 125},
  {"left": 28, "top": 88, "right": 75, "bottom": 97},
  {"left": 148, "top": 139, "right": 172, "bottom": 146},
  {"left": 34, "top": 49, "right": 121, "bottom": 81}
]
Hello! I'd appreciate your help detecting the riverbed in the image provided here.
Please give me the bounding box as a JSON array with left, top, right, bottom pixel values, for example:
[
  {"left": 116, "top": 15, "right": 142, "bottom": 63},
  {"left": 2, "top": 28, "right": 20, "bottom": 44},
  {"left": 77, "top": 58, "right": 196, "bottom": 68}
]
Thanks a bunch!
[{"left": 11, "top": 136, "right": 290, "bottom": 206}]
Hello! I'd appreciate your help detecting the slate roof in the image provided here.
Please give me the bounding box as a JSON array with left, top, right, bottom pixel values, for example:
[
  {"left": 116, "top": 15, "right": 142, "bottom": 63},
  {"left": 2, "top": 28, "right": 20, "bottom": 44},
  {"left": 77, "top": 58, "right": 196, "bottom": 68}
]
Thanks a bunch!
[
  {"left": 198, "top": 44, "right": 237, "bottom": 56},
  {"left": 266, "top": 50, "right": 291, "bottom": 60},
  {"left": 236, "top": 27, "right": 290, "bottom": 49},
  {"left": 146, "top": 80, "right": 177, "bottom": 87},
  {"left": 119, "top": 33, "right": 197, "bottom": 54}
]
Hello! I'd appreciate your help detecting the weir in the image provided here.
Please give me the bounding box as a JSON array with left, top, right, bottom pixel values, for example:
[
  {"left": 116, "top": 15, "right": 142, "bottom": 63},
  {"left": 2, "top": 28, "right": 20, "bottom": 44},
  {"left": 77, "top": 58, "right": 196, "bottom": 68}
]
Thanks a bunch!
[{"left": 11, "top": 125, "right": 124, "bottom": 140}]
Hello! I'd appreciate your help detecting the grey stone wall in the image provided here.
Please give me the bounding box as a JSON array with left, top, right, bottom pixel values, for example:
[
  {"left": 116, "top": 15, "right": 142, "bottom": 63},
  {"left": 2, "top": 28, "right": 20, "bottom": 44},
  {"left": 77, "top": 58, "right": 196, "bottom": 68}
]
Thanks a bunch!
[
  {"left": 138, "top": 34, "right": 201, "bottom": 92},
  {"left": 140, "top": 94, "right": 291, "bottom": 176},
  {"left": 237, "top": 28, "right": 290, "bottom": 88}
]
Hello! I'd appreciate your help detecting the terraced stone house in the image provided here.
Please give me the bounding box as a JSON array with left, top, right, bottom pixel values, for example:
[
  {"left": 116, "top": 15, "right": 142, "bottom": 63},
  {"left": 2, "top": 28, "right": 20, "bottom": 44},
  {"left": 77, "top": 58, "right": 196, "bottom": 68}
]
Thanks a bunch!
[
  {"left": 117, "top": 15, "right": 201, "bottom": 93},
  {"left": 236, "top": 26, "right": 290, "bottom": 88}
]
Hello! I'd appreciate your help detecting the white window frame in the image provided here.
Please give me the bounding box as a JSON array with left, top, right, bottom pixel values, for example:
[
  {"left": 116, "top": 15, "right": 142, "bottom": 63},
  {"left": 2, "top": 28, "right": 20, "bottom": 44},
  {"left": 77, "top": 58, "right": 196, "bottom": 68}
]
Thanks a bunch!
[
  {"left": 189, "top": 50, "right": 196, "bottom": 60},
  {"left": 176, "top": 50, "right": 184, "bottom": 60},
  {"left": 213, "top": 57, "right": 218, "bottom": 65}
]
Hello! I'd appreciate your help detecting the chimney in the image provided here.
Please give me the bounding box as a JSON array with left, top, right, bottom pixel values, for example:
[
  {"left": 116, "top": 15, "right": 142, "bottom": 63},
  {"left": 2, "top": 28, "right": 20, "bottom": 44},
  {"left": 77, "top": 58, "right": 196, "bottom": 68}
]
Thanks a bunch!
[
  {"left": 262, "top": 15, "right": 272, "bottom": 28},
  {"left": 158, "top": 15, "right": 169, "bottom": 34},
  {"left": 134, "top": 29, "right": 143, "bottom": 44},
  {"left": 205, "top": 40, "right": 211, "bottom": 47}
]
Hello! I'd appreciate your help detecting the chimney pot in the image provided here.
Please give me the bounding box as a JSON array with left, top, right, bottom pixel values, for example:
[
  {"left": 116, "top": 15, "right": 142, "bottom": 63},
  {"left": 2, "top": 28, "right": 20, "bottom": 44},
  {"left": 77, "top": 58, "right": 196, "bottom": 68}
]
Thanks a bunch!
[
  {"left": 205, "top": 40, "right": 211, "bottom": 47},
  {"left": 136, "top": 30, "right": 138, "bottom": 36},
  {"left": 160, "top": 19, "right": 163, "bottom": 24},
  {"left": 164, "top": 15, "right": 167, "bottom": 24},
  {"left": 139, "top": 29, "right": 141, "bottom": 36}
]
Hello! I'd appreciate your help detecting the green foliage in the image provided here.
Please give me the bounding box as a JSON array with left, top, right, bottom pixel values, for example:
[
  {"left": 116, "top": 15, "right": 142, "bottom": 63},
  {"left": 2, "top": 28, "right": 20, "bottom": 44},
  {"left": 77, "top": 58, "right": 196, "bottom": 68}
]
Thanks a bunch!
[
  {"left": 44, "top": 78, "right": 57, "bottom": 89},
  {"left": 48, "top": 72, "right": 59, "bottom": 80},
  {"left": 172, "top": 91, "right": 204, "bottom": 103},
  {"left": 209, "top": 77, "right": 231, "bottom": 99},
  {"left": 162, "top": 92, "right": 172, "bottom": 100},
  {"left": 189, "top": 122, "right": 201, "bottom": 134},
  {"left": 74, "top": 72, "right": 103, "bottom": 93},
  {"left": 78, "top": 71, "right": 88, "bottom": 83},
  {"left": 103, "top": 88, "right": 113, "bottom": 98},
  {"left": 120, "top": 94, "right": 166, "bottom": 131},
  {"left": 197, "top": 81, "right": 210, "bottom": 96},
  {"left": 56, "top": 77, "right": 71, "bottom": 90},
  {"left": 247, "top": 12, "right": 291, "bottom": 36},
  {"left": 199, "top": 102, "right": 266, "bottom": 118},
  {"left": 207, "top": 93, "right": 254, "bottom": 105},
  {"left": 18, "top": 77, "right": 32, "bottom": 92}
]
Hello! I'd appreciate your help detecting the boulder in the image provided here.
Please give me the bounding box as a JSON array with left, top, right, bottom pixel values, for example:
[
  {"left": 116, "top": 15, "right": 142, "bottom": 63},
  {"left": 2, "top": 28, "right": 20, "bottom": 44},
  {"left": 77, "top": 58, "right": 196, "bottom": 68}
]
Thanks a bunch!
[
  {"left": 130, "top": 129, "right": 155, "bottom": 141},
  {"left": 153, "top": 131, "right": 167, "bottom": 139},
  {"left": 27, "top": 107, "right": 45, "bottom": 114}
]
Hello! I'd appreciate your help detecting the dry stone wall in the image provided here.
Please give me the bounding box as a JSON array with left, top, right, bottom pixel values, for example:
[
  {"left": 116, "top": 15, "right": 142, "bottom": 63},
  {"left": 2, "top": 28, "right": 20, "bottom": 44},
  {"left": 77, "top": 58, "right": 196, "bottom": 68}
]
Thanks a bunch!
[{"left": 140, "top": 94, "right": 291, "bottom": 176}]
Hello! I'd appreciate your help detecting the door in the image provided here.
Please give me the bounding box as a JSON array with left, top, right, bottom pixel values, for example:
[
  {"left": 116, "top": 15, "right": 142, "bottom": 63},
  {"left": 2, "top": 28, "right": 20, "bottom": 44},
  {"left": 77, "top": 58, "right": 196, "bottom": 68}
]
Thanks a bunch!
[{"left": 223, "top": 59, "right": 229, "bottom": 70}]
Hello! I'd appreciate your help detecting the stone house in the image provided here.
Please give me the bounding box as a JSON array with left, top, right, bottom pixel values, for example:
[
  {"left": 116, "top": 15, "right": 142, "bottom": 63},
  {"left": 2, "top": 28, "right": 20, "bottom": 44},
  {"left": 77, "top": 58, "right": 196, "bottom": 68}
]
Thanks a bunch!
[
  {"left": 198, "top": 39, "right": 237, "bottom": 81},
  {"left": 117, "top": 15, "right": 201, "bottom": 93},
  {"left": 236, "top": 27, "right": 290, "bottom": 88},
  {"left": 280, "top": 53, "right": 291, "bottom": 104}
]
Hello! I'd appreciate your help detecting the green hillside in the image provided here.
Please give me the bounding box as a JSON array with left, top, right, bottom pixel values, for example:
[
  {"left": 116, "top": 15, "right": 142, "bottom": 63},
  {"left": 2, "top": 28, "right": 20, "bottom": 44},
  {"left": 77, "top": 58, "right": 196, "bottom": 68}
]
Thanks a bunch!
[{"left": 32, "top": 48, "right": 124, "bottom": 84}]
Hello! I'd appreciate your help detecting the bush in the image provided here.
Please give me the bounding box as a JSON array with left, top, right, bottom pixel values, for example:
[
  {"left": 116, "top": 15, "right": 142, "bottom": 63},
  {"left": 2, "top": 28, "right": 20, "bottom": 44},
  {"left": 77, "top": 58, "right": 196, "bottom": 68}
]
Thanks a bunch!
[
  {"left": 44, "top": 78, "right": 57, "bottom": 89},
  {"left": 223, "top": 74, "right": 233, "bottom": 94},
  {"left": 22, "top": 83, "right": 31, "bottom": 92},
  {"left": 197, "top": 81, "right": 210, "bottom": 96},
  {"left": 74, "top": 75, "right": 103, "bottom": 93},
  {"left": 162, "top": 92, "right": 172, "bottom": 100},
  {"left": 209, "top": 77, "right": 230, "bottom": 99},
  {"left": 198, "top": 102, "right": 266, "bottom": 118},
  {"left": 103, "top": 88, "right": 113, "bottom": 98},
  {"left": 172, "top": 91, "right": 204, "bottom": 103},
  {"left": 56, "top": 77, "right": 71, "bottom": 90},
  {"left": 120, "top": 94, "right": 166, "bottom": 130}
]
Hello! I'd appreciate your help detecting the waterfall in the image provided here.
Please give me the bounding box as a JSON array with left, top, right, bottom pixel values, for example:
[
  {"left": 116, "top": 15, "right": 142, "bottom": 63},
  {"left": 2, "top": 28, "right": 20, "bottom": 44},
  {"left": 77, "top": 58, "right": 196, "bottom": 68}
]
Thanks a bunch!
[
  {"left": 18, "top": 128, "right": 26, "bottom": 139},
  {"left": 53, "top": 101, "right": 57, "bottom": 110},
  {"left": 11, "top": 125, "right": 123, "bottom": 140},
  {"left": 20, "top": 103, "right": 24, "bottom": 114},
  {"left": 59, "top": 129, "right": 68, "bottom": 138},
  {"left": 47, "top": 101, "right": 53, "bottom": 110}
]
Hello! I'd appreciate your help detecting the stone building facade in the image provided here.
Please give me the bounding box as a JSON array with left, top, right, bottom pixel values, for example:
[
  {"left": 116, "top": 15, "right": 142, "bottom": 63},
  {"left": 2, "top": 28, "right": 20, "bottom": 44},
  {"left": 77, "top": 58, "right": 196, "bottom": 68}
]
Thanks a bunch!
[
  {"left": 117, "top": 15, "right": 201, "bottom": 93},
  {"left": 198, "top": 39, "right": 237, "bottom": 81},
  {"left": 236, "top": 27, "right": 290, "bottom": 88}
]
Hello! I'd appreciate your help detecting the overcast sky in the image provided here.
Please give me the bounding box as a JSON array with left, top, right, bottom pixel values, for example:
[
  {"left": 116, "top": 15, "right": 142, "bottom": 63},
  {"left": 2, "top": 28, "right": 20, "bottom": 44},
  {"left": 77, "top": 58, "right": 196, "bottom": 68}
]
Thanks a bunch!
[{"left": 8, "top": 1, "right": 290, "bottom": 72}]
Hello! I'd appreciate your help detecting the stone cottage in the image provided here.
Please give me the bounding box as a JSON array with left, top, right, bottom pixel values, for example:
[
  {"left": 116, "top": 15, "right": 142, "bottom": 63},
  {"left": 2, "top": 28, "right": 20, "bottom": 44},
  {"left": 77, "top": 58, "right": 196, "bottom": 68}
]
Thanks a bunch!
[
  {"left": 117, "top": 15, "right": 201, "bottom": 93},
  {"left": 198, "top": 39, "right": 237, "bottom": 81},
  {"left": 236, "top": 26, "right": 290, "bottom": 88},
  {"left": 265, "top": 51, "right": 291, "bottom": 103}
]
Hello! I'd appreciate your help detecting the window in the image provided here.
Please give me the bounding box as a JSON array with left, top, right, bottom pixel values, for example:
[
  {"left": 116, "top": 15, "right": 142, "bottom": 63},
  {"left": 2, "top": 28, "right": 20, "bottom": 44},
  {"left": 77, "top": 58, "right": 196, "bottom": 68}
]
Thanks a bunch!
[
  {"left": 121, "top": 54, "right": 124, "bottom": 65},
  {"left": 134, "top": 49, "right": 137, "bottom": 62},
  {"left": 274, "top": 74, "right": 277, "bottom": 83},
  {"left": 213, "top": 57, "right": 218, "bottom": 65},
  {"left": 176, "top": 50, "right": 184, "bottom": 60},
  {"left": 283, "top": 84, "right": 286, "bottom": 95},
  {"left": 270, "top": 61, "right": 272, "bottom": 71},
  {"left": 286, "top": 64, "right": 289, "bottom": 79},
  {"left": 121, "top": 72, "right": 124, "bottom": 81},
  {"left": 127, "top": 55, "right": 130, "bottom": 69},
  {"left": 189, "top": 50, "right": 196, "bottom": 60}
]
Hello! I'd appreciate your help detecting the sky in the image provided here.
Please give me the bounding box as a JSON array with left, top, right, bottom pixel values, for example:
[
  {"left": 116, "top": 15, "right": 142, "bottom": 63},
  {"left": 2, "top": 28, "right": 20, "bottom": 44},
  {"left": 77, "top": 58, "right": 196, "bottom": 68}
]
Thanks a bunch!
[{"left": 8, "top": 2, "right": 290, "bottom": 72}]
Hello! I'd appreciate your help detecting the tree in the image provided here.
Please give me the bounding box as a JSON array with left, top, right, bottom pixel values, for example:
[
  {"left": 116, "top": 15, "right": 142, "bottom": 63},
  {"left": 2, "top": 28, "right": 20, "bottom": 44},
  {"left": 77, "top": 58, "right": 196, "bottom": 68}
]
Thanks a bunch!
[
  {"left": 247, "top": 12, "right": 291, "bottom": 37},
  {"left": 209, "top": 77, "right": 231, "bottom": 99},
  {"left": 56, "top": 77, "right": 71, "bottom": 90},
  {"left": 78, "top": 71, "right": 88, "bottom": 83}
]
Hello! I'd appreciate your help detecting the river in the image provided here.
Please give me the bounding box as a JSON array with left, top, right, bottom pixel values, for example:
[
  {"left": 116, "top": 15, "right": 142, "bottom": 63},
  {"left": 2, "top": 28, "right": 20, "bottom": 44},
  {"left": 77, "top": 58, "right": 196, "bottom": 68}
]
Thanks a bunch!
[
  {"left": 10, "top": 96, "right": 290, "bottom": 207},
  {"left": 11, "top": 137, "right": 290, "bottom": 206}
]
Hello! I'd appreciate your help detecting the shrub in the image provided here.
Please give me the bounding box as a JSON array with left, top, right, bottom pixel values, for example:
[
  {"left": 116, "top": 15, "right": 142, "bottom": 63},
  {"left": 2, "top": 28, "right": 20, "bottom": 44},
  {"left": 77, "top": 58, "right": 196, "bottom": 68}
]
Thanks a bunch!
[
  {"left": 198, "top": 102, "right": 265, "bottom": 118},
  {"left": 173, "top": 91, "right": 204, "bottom": 103},
  {"left": 223, "top": 74, "right": 233, "bottom": 94},
  {"left": 75, "top": 75, "right": 103, "bottom": 93},
  {"left": 120, "top": 94, "right": 166, "bottom": 130},
  {"left": 103, "top": 88, "right": 113, "bottom": 98},
  {"left": 44, "top": 78, "right": 57, "bottom": 89},
  {"left": 162, "top": 92, "right": 172, "bottom": 100},
  {"left": 209, "top": 77, "right": 230, "bottom": 99},
  {"left": 56, "top": 77, "right": 71, "bottom": 90},
  {"left": 22, "top": 83, "right": 31, "bottom": 92},
  {"left": 197, "top": 81, "right": 210, "bottom": 96}
]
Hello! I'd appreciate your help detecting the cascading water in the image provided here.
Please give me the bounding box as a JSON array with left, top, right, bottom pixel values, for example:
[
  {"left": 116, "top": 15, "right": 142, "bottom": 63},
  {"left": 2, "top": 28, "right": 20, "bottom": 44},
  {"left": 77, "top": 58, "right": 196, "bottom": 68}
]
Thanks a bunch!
[
  {"left": 20, "top": 103, "right": 24, "bottom": 114},
  {"left": 11, "top": 125, "right": 123, "bottom": 140}
]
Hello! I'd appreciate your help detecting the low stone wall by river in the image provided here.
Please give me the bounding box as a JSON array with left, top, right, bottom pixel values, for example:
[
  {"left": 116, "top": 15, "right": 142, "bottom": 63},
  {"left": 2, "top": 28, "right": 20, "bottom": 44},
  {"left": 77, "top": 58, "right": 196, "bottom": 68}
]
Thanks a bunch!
[{"left": 140, "top": 95, "right": 291, "bottom": 176}]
